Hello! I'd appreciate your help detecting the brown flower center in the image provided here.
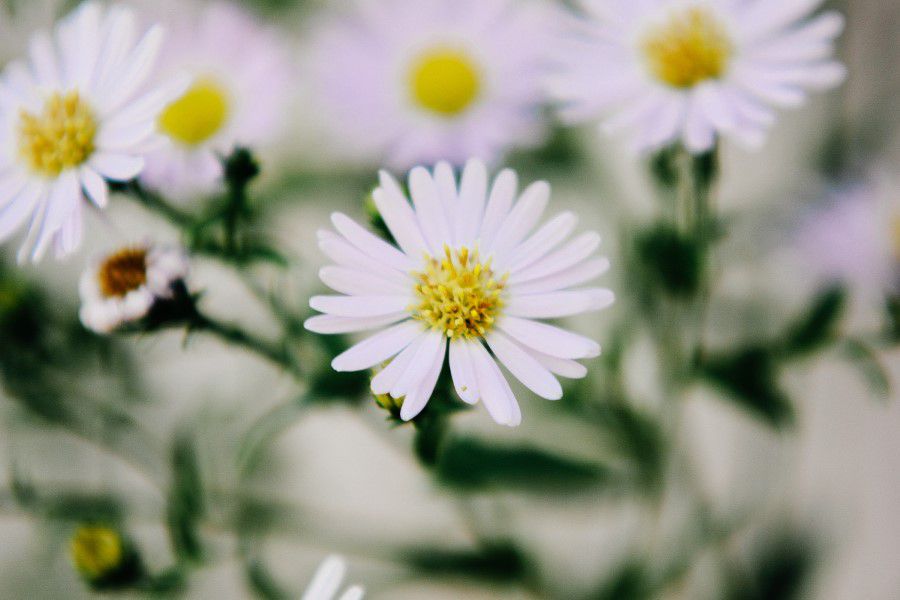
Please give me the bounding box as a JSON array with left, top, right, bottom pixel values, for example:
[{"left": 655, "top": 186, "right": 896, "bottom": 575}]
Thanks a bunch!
[{"left": 98, "top": 248, "right": 148, "bottom": 298}]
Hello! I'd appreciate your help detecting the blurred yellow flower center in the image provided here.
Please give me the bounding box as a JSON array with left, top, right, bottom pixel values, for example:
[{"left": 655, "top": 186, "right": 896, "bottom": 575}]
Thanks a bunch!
[
  {"left": 70, "top": 526, "right": 123, "bottom": 580},
  {"left": 412, "top": 246, "right": 505, "bottom": 339},
  {"left": 98, "top": 248, "right": 147, "bottom": 298},
  {"left": 409, "top": 48, "right": 481, "bottom": 116},
  {"left": 159, "top": 79, "right": 230, "bottom": 146},
  {"left": 641, "top": 7, "right": 732, "bottom": 88},
  {"left": 18, "top": 91, "right": 97, "bottom": 177}
]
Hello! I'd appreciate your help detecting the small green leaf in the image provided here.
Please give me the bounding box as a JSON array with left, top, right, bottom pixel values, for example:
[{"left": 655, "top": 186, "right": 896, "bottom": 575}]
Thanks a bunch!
[
  {"left": 700, "top": 347, "right": 794, "bottom": 428},
  {"left": 841, "top": 339, "right": 891, "bottom": 401},
  {"left": 401, "top": 541, "right": 527, "bottom": 584},
  {"left": 436, "top": 438, "right": 610, "bottom": 492},
  {"left": 781, "top": 286, "right": 847, "bottom": 356},
  {"left": 167, "top": 433, "right": 205, "bottom": 562}
]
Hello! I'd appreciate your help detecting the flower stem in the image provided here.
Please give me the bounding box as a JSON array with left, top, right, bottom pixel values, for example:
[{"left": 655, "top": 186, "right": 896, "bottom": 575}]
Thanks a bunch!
[{"left": 190, "top": 311, "right": 301, "bottom": 377}]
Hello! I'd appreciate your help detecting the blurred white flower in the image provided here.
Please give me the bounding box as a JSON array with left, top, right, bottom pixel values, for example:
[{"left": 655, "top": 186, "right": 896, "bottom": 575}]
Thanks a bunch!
[
  {"left": 139, "top": 1, "right": 293, "bottom": 200},
  {"left": 79, "top": 242, "right": 189, "bottom": 334},
  {"left": 548, "top": 0, "right": 846, "bottom": 153},
  {"left": 301, "top": 555, "right": 364, "bottom": 600},
  {"left": 796, "top": 175, "right": 899, "bottom": 296},
  {"left": 0, "top": 1, "right": 185, "bottom": 263},
  {"left": 307, "top": 0, "right": 555, "bottom": 170},
  {"left": 305, "top": 160, "right": 613, "bottom": 426}
]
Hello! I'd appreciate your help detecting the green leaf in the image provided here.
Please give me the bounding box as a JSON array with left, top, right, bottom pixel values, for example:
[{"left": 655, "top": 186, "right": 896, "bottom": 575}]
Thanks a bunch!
[
  {"left": 781, "top": 286, "right": 847, "bottom": 356},
  {"left": 167, "top": 433, "right": 205, "bottom": 562},
  {"left": 401, "top": 541, "right": 527, "bottom": 584},
  {"left": 588, "top": 560, "right": 652, "bottom": 600},
  {"left": 700, "top": 347, "right": 794, "bottom": 428},
  {"left": 435, "top": 438, "right": 610, "bottom": 492},
  {"left": 724, "top": 532, "right": 817, "bottom": 600},
  {"left": 841, "top": 339, "right": 891, "bottom": 400}
]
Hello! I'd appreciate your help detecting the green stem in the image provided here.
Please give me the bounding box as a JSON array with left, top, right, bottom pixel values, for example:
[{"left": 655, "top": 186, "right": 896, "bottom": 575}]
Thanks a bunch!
[
  {"left": 190, "top": 312, "right": 301, "bottom": 378},
  {"left": 127, "top": 182, "right": 197, "bottom": 231}
]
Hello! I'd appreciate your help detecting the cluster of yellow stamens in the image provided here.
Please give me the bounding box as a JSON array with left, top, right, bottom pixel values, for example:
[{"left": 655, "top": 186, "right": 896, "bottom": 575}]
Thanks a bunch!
[
  {"left": 641, "top": 6, "right": 733, "bottom": 89},
  {"left": 97, "top": 248, "right": 148, "bottom": 299},
  {"left": 409, "top": 47, "right": 482, "bottom": 117},
  {"left": 412, "top": 246, "right": 505, "bottom": 339},
  {"left": 18, "top": 91, "right": 97, "bottom": 177}
]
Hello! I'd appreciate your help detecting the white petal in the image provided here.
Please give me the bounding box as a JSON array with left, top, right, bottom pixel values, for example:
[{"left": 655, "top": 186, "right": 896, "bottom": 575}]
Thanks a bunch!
[
  {"left": 449, "top": 339, "right": 479, "bottom": 404},
  {"left": 331, "top": 321, "right": 423, "bottom": 372},
  {"left": 455, "top": 159, "right": 488, "bottom": 246},
  {"left": 371, "top": 333, "right": 427, "bottom": 394},
  {"left": 30, "top": 172, "right": 79, "bottom": 262},
  {"left": 510, "top": 257, "right": 610, "bottom": 295},
  {"left": 511, "top": 232, "right": 601, "bottom": 284},
  {"left": 318, "top": 230, "right": 409, "bottom": 283},
  {"left": 469, "top": 343, "right": 516, "bottom": 426},
  {"left": 409, "top": 166, "right": 451, "bottom": 254},
  {"left": 505, "top": 288, "right": 615, "bottom": 319},
  {"left": 338, "top": 586, "right": 365, "bottom": 600},
  {"left": 487, "top": 330, "right": 562, "bottom": 400},
  {"left": 400, "top": 337, "right": 446, "bottom": 421},
  {"left": 390, "top": 329, "right": 444, "bottom": 399},
  {"left": 89, "top": 153, "right": 144, "bottom": 181},
  {"left": 331, "top": 212, "right": 412, "bottom": 272},
  {"left": 319, "top": 266, "right": 409, "bottom": 296},
  {"left": 525, "top": 347, "right": 588, "bottom": 379},
  {"left": 80, "top": 167, "right": 108, "bottom": 208},
  {"left": 374, "top": 171, "right": 428, "bottom": 257},
  {"left": 301, "top": 555, "right": 346, "bottom": 600},
  {"left": 0, "top": 182, "right": 39, "bottom": 241},
  {"left": 489, "top": 181, "right": 550, "bottom": 263},
  {"left": 479, "top": 169, "right": 517, "bottom": 249},
  {"left": 498, "top": 316, "right": 600, "bottom": 359},
  {"left": 304, "top": 313, "right": 409, "bottom": 335},
  {"left": 309, "top": 295, "right": 410, "bottom": 318},
  {"left": 508, "top": 212, "right": 579, "bottom": 274}
]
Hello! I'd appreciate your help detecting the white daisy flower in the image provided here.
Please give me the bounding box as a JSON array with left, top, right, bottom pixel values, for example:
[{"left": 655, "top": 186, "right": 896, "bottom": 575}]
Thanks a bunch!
[
  {"left": 305, "top": 160, "right": 614, "bottom": 426},
  {"left": 308, "top": 0, "right": 554, "bottom": 170},
  {"left": 79, "top": 242, "right": 189, "bottom": 334},
  {"left": 138, "top": 1, "right": 293, "bottom": 200},
  {"left": 0, "top": 1, "right": 185, "bottom": 262},
  {"left": 301, "top": 555, "right": 364, "bottom": 600},
  {"left": 548, "top": 0, "right": 847, "bottom": 153}
]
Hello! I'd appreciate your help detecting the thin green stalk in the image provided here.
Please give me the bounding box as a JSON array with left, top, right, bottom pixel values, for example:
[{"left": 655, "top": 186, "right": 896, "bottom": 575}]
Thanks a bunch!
[{"left": 190, "top": 312, "right": 301, "bottom": 378}]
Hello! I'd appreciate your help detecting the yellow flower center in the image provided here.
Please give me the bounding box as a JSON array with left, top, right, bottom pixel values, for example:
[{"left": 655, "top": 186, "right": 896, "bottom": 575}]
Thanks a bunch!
[
  {"left": 412, "top": 246, "right": 505, "bottom": 339},
  {"left": 409, "top": 48, "right": 481, "bottom": 116},
  {"left": 641, "top": 6, "right": 733, "bottom": 89},
  {"left": 158, "top": 79, "right": 230, "bottom": 146},
  {"left": 18, "top": 91, "right": 97, "bottom": 177},
  {"left": 98, "top": 248, "right": 148, "bottom": 298},
  {"left": 70, "top": 526, "right": 123, "bottom": 580}
]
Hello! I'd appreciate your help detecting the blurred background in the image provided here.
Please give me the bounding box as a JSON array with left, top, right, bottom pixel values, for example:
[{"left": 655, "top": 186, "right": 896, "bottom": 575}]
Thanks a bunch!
[{"left": 0, "top": 0, "right": 898, "bottom": 598}]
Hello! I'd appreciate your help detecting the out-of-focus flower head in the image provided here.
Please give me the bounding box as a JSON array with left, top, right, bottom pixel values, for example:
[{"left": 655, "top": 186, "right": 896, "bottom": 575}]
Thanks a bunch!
[
  {"left": 305, "top": 160, "right": 613, "bottom": 426},
  {"left": 136, "top": 1, "right": 293, "bottom": 200},
  {"left": 79, "top": 242, "right": 189, "bottom": 334},
  {"left": 307, "top": 0, "right": 556, "bottom": 171},
  {"left": 0, "top": 1, "right": 187, "bottom": 263},
  {"left": 548, "top": 0, "right": 846, "bottom": 154},
  {"left": 301, "top": 555, "right": 364, "bottom": 600},
  {"left": 796, "top": 172, "right": 899, "bottom": 297}
]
